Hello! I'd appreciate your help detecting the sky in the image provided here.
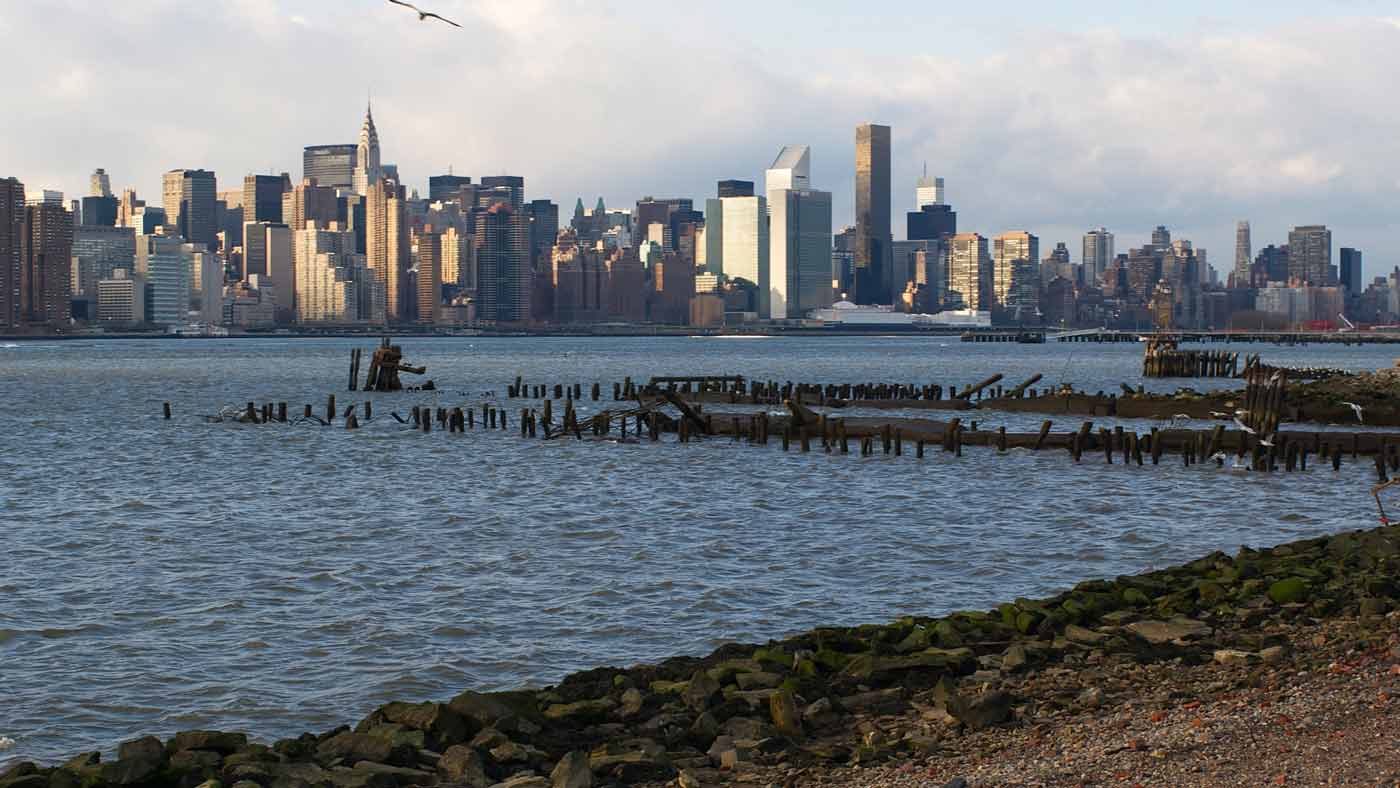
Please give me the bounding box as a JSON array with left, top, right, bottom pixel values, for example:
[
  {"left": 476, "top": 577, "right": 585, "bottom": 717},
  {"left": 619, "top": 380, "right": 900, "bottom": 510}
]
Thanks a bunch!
[{"left": 3, "top": 0, "right": 1399, "bottom": 280}]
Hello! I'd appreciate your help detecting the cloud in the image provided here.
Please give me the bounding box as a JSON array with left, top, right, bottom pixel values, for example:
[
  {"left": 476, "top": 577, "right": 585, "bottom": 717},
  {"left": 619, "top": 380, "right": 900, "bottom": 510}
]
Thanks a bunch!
[{"left": 1, "top": 3, "right": 1398, "bottom": 274}]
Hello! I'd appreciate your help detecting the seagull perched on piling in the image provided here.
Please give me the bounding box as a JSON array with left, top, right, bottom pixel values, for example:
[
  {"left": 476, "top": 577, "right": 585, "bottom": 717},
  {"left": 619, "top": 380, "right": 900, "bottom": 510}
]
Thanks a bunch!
[
  {"left": 1341, "top": 401, "right": 1365, "bottom": 423},
  {"left": 387, "top": 0, "right": 462, "bottom": 27},
  {"left": 1210, "top": 411, "right": 1231, "bottom": 418}
]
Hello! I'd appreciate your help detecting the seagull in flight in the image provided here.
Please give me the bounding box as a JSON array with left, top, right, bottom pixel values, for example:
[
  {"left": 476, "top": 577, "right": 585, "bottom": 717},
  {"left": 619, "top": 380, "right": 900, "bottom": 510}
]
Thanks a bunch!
[
  {"left": 1233, "top": 417, "right": 1256, "bottom": 435},
  {"left": 1341, "top": 401, "right": 1364, "bottom": 423},
  {"left": 1210, "top": 411, "right": 1231, "bottom": 418},
  {"left": 1258, "top": 434, "right": 1275, "bottom": 448},
  {"left": 387, "top": 0, "right": 462, "bottom": 27}
]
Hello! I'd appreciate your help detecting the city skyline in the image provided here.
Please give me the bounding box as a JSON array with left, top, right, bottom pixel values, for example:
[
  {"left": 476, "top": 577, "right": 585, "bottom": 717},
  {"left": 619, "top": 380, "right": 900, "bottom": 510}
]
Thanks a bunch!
[{"left": 3, "top": 2, "right": 1398, "bottom": 279}]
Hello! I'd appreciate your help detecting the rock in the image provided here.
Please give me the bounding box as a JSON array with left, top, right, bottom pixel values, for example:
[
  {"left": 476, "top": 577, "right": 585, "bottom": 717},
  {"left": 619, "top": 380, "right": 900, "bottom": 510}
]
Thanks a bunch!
[
  {"left": 705, "top": 736, "right": 734, "bottom": 767},
  {"left": 1077, "top": 686, "right": 1104, "bottom": 709},
  {"left": 682, "top": 671, "right": 722, "bottom": 712},
  {"left": 315, "top": 732, "right": 399, "bottom": 767},
  {"left": 548, "top": 751, "right": 591, "bottom": 788},
  {"left": 1360, "top": 597, "right": 1391, "bottom": 616},
  {"left": 373, "top": 702, "right": 473, "bottom": 747},
  {"left": 100, "top": 735, "right": 166, "bottom": 785},
  {"left": 619, "top": 688, "right": 644, "bottom": 718},
  {"left": 470, "top": 729, "right": 510, "bottom": 751},
  {"left": 720, "top": 717, "right": 774, "bottom": 741},
  {"left": 0, "top": 777, "right": 48, "bottom": 788},
  {"left": 542, "top": 698, "right": 615, "bottom": 722},
  {"left": 767, "top": 689, "right": 803, "bottom": 739},
  {"left": 1065, "top": 624, "right": 1109, "bottom": 645},
  {"left": 490, "top": 741, "right": 547, "bottom": 765},
  {"left": 1125, "top": 618, "right": 1210, "bottom": 644},
  {"left": 734, "top": 672, "right": 783, "bottom": 690},
  {"left": 839, "top": 688, "right": 906, "bottom": 715},
  {"left": 439, "top": 745, "right": 490, "bottom": 788},
  {"left": 1000, "top": 643, "right": 1028, "bottom": 672},
  {"left": 1268, "top": 578, "right": 1310, "bottom": 604},
  {"left": 169, "top": 731, "right": 250, "bottom": 756},
  {"left": 676, "top": 768, "right": 704, "bottom": 788},
  {"left": 947, "top": 689, "right": 1013, "bottom": 730},
  {"left": 351, "top": 761, "right": 437, "bottom": 786},
  {"left": 490, "top": 777, "right": 550, "bottom": 788},
  {"left": 840, "top": 648, "right": 976, "bottom": 683},
  {"left": 802, "top": 697, "right": 832, "bottom": 720},
  {"left": 1260, "top": 645, "right": 1289, "bottom": 664},
  {"left": 943, "top": 779, "right": 970, "bottom": 788},
  {"left": 449, "top": 691, "right": 540, "bottom": 734},
  {"left": 718, "top": 747, "right": 750, "bottom": 770},
  {"left": 1213, "top": 649, "right": 1255, "bottom": 665},
  {"left": 170, "top": 748, "right": 223, "bottom": 773},
  {"left": 689, "top": 712, "right": 719, "bottom": 742},
  {"left": 271, "top": 762, "right": 332, "bottom": 785},
  {"left": 588, "top": 740, "right": 666, "bottom": 772}
]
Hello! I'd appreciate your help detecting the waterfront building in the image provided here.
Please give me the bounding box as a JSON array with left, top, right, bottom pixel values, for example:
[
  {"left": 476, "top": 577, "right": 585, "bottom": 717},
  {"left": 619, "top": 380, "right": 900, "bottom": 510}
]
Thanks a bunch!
[
  {"left": 1287, "top": 225, "right": 1332, "bottom": 285},
  {"left": 1233, "top": 221, "right": 1251, "bottom": 287},
  {"left": 21, "top": 201, "right": 73, "bottom": 325},
  {"left": 993, "top": 231, "right": 1040, "bottom": 321},
  {"left": 184, "top": 243, "right": 223, "bottom": 324},
  {"left": 71, "top": 225, "right": 136, "bottom": 298},
  {"left": 162, "top": 169, "right": 217, "bottom": 250},
  {"left": 703, "top": 192, "right": 769, "bottom": 315},
  {"left": 0, "top": 177, "right": 25, "bottom": 327},
  {"left": 222, "top": 277, "right": 278, "bottom": 328},
  {"left": 352, "top": 104, "right": 381, "bottom": 195},
  {"left": 366, "top": 178, "right": 409, "bottom": 323},
  {"left": 474, "top": 202, "right": 530, "bottom": 323},
  {"left": 1082, "top": 228, "right": 1114, "bottom": 287},
  {"left": 766, "top": 145, "right": 833, "bottom": 320},
  {"left": 853, "top": 122, "right": 892, "bottom": 304},
  {"left": 243, "top": 174, "right": 289, "bottom": 224},
  {"left": 302, "top": 144, "right": 357, "bottom": 191},
  {"left": 946, "top": 233, "right": 992, "bottom": 311},
  {"left": 294, "top": 223, "right": 362, "bottom": 323},
  {"left": 1340, "top": 248, "right": 1363, "bottom": 294},
  {"left": 135, "top": 233, "right": 188, "bottom": 326},
  {"left": 96, "top": 269, "right": 146, "bottom": 323}
]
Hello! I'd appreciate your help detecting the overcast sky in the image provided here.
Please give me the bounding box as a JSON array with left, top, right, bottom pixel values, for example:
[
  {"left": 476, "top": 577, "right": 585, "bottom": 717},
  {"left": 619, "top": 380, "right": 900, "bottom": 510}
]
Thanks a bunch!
[{"left": 4, "top": 1, "right": 1398, "bottom": 279}]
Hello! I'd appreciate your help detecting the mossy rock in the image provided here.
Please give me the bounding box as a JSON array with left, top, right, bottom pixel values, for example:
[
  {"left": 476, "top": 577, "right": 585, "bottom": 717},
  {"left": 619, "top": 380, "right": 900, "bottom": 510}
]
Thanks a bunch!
[
  {"left": 932, "top": 620, "right": 964, "bottom": 648},
  {"left": 813, "top": 648, "right": 849, "bottom": 672},
  {"left": 1268, "top": 578, "right": 1310, "bottom": 604},
  {"left": 1121, "top": 588, "right": 1151, "bottom": 607},
  {"left": 1195, "top": 581, "right": 1227, "bottom": 606},
  {"left": 752, "top": 647, "right": 791, "bottom": 669}
]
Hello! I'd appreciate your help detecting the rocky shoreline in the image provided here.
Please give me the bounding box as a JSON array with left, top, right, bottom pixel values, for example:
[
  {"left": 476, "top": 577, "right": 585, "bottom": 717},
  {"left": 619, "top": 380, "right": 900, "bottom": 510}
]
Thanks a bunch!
[{"left": 5, "top": 522, "right": 1400, "bottom": 788}]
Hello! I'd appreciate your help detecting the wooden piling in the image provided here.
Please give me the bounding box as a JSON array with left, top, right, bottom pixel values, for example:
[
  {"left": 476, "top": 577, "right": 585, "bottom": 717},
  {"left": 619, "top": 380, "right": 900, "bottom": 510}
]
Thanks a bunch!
[
  {"left": 326, "top": 394, "right": 336, "bottom": 423},
  {"left": 1034, "top": 420, "right": 1052, "bottom": 450},
  {"left": 163, "top": 402, "right": 172, "bottom": 420}
]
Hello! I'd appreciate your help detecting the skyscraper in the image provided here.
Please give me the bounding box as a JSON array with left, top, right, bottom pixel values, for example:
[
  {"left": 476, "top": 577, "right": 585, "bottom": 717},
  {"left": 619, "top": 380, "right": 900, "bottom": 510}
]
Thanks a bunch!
[
  {"left": 993, "top": 231, "right": 1040, "bottom": 321},
  {"left": 474, "top": 203, "right": 531, "bottom": 323},
  {"left": 303, "top": 144, "right": 357, "bottom": 191},
  {"left": 766, "top": 145, "right": 833, "bottom": 320},
  {"left": 524, "top": 199, "right": 559, "bottom": 272},
  {"left": 352, "top": 104, "right": 381, "bottom": 195},
  {"left": 915, "top": 169, "right": 944, "bottom": 209},
  {"left": 1340, "top": 248, "right": 1363, "bottom": 293},
  {"left": 1233, "top": 221, "right": 1251, "bottom": 287},
  {"left": 946, "top": 233, "right": 992, "bottom": 311},
  {"left": 21, "top": 201, "right": 73, "bottom": 325},
  {"left": 80, "top": 195, "right": 118, "bottom": 227},
  {"left": 90, "top": 168, "right": 112, "bottom": 198},
  {"left": 366, "top": 178, "right": 408, "bottom": 322},
  {"left": 854, "top": 123, "right": 892, "bottom": 304},
  {"left": 0, "top": 178, "right": 22, "bottom": 327},
  {"left": 72, "top": 225, "right": 136, "bottom": 297},
  {"left": 243, "top": 174, "right": 289, "bottom": 224},
  {"left": 243, "top": 222, "right": 293, "bottom": 323},
  {"left": 283, "top": 179, "right": 338, "bottom": 234},
  {"left": 1287, "top": 225, "right": 1332, "bottom": 285},
  {"left": 480, "top": 176, "right": 525, "bottom": 211},
  {"left": 415, "top": 229, "right": 442, "bottom": 324},
  {"left": 428, "top": 174, "right": 473, "bottom": 203},
  {"left": 1082, "top": 228, "right": 1114, "bottom": 287},
  {"left": 135, "top": 233, "right": 188, "bottom": 326},
  {"left": 1150, "top": 225, "right": 1171, "bottom": 250},
  {"left": 162, "top": 169, "right": 217, "bottom": 249},
  {"left": 717, "top": 180, "right": 754, "bottom": 198},
  {"left": 703, "top": 193, "right": 769, "bottom": 314}
]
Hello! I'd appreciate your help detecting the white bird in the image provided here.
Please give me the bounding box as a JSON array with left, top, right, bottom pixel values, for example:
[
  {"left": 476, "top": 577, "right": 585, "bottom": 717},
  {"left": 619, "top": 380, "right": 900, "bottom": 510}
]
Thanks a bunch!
[
  {"left": 0, "top": 735, "right": 15, "bottom": 751},
  {"left": 1258, "top": 434, "right": 1275, "bottom": 448},
  {"left": 1341, "top": 401, "right": 1364, "bottom": 423},
  {"left": 1232, "top": 417, "right": 1256, "bottom": 435},
  {"left": 1170, "top": 413, "right": 1192, "bottom": 426},
  {"left": 387, "top": 0, "right": 462, "bottom": 27},
  {"left": 1210, "top": 411, "right": 1231, "bottom": 418},
  {"left": 1209, "top": 451, "right": 1228, "bottom": 463}
]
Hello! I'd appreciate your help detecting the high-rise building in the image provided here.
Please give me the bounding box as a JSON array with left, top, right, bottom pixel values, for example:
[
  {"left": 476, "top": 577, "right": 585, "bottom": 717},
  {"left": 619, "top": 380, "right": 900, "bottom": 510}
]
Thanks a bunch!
[
  {"left": 1287, "top": 225, "right": 1332, "bottom": 285},
  {"left": 946, "top": 233, "right": 992, "bottom": 311},
  {"left": 480, "top": 176, "right": 525, "bottom": 211},
  {"left": 129, "top": 206, "right": 167, "bottom": 235},
  {"left": 96, "top": 269, "right": 146, "bottom": 323},
  {"left": 184, "top": 242, "right": 223, "bottom": 324},
  {"left": 21, "top": 202, "right": 73, "bottom": 325},
  {"left": 243, "top": 174, "right": 289, "bottom": 224},
  {"left": 1042, "top": 242, "right": 1072, "bottom": 285},
  {"left": 303, "top": 144, "right": 357, "bottom": 191},
  {"left": 242, "top": 222, "right": 293, "bottom": 322},
  {"left": 766, "top": 145, "right": 832, "bottom": 320},
  {"left": 703, "top": 194, "right": 769, "bottom": 314},
  {"left": 428, "top": 174, "right": 473, "bottom": 203},
  {"left": 474, "top": 203, "right": 531, "bottom": 323},
  {"left": 283, "top": 179, "right": 338, "bottom": 234},
  {"left": 525, "top": 199, "right": 559, "bottom": 272},
  {"left": 1082, "top": 228, "right": 1114, "bottom": 286},
  {"left": 415, "top": 229, "right": 442, "bottom": 324},
  {"left": 161, "top": 169, "right": 217, "bottom": 249},
  {"left": 915, "top": 169, "right": 945, "bottom": 209},
  {"left": 72, "top": 225, "right": 136, "bottom": 297},
  {"left": 907, "top": 206, "right": 957, "bottom": 243},
  {"left": 717, "top": 180, "right": 754, "bottom": 198},
  {"left": 1340, "top": 248, "right": 1363, "bottom": 293},
  {"left": 294, "top": 224, "right": 362, "bottom": 323},
  {"left": 1150, "top": 225, "right": 1171, "bottom": 250},
  {"left": 352, "top": 104, "right": 382, "bottom": 195},
  {"left": 993, "top": 231, "right": 1040, "bottom": 321},
  {"left": 366, "top": 178, "right": 408, "bottom": 322},
  {"left": 90, "top": 168, "right": 112, "bottom": 198},
  {"left": 441, "top": 225, "right": 473, "bottom": 290},
  {"left": 80, "top": 196, "right": 118, "bottom": 227},
  {"left": 135, "top": 233, "right": 188, "bottom": 326},
  {"left": 1233, "top": 221, "right": 1251, "bottom": 287},
  {"left": 0, "top": 177, "right": 24, "bottom": 327},
  {"left": 117, "top": 188, "right": 142, "bottom": 228},
  {"left": 854, "top": 122, "right": 892, "bottom": 304},
  {"left": 552, "top": 230, "right": 607, "bottom": 323}
]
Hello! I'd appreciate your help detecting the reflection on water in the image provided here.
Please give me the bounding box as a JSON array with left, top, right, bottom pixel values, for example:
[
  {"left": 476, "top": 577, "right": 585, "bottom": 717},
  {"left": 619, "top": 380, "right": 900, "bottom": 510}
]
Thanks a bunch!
[{"left": 0, "top": 336, "right": 1389, "bottom": 763}]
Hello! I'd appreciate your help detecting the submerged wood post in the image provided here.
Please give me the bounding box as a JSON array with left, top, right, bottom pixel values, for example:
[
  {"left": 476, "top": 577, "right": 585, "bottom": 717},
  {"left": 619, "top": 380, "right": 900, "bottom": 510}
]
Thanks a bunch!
[
  {"left": 996, "top": 426, "right": 1007, "bottom": 452},
  {"left": 838, "top": 419, "right": 848, "bottom": 454},
  {"left": 279, "top": 402, "right": 288, "bottom": 422},
  {"left": 1101, "top": 429, "right": 1113, "bottom": 464},
  {"left": 916, "top": 439, "right": 925, "bottom": 458},
  {"left": 304, "top": 403, "right": 313, "bottom": 420},
  {"left": 246, "top": 401, "right": 257, "bottom": 423},
  {"left": 349, "top": 348, "right": 360, "bottom": 391},
  {"left": 346, "top": 412, "right": 359, "bottom": 430},
  {"left": 893, "top": 429, "right": 901, "bottom": 456},
  {"left": 163, "top": 402, "right": 172, "bottom": 420},
  {"left": 1150, "top": 428, "right": 1163, "bottom": 465},
  {"left": 1131, "top": 432, "right": 1143, "bottom": 465},
  {"left": 1034, "top": 420, "right": 1052, "bottom": 450},
  {"left": 1071, "top": 431, "right": 1082, "bottom": 462},
  {"left": 326, "top": 394, "right": 336, "bottom": 423}
]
